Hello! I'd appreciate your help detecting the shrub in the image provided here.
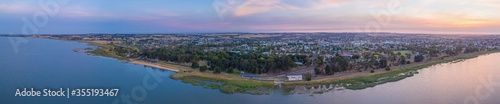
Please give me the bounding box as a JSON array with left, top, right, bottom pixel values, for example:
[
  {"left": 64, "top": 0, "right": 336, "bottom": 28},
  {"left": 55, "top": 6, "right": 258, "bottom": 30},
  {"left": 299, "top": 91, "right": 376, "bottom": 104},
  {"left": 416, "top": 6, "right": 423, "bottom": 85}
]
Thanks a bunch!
[
  {"left": 199, "top": 66, "right": 207, "bottom": 72},
  {"left": 304, "top": 73, "right": 312, "bottom": 81},
  {"left": 191, "top": 61, "right": 199, "bottom": 68},
  {"left": 213, "top": 67, "right": 222, "bottom": 74},
  {"left": 226, "top": 68, "right": 233, "bottom": 73},
  {"left": 314, "top": 67, "right": 321, "bottom": 75}
]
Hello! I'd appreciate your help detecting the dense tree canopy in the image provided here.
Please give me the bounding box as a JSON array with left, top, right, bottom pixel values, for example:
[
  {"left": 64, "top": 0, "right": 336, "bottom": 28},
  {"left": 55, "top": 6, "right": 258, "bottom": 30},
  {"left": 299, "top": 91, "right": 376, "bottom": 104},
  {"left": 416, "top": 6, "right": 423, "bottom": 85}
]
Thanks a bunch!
[
  {"left": 414, "top": 54, "right": 425, "bottom": 62},
  {"left": 139, "top": 45, "right": 305, "bottom": 74}
]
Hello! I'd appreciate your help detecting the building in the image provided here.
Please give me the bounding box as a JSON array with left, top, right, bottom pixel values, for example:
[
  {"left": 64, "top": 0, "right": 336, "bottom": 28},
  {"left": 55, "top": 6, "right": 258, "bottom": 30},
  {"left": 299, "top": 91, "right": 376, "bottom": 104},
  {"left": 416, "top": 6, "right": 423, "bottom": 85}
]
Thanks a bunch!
[
  {"left": 239, "top": 73, "right": 262, "bottom": 79},
  {"left": 294, "top": 62, "right": 303, "bottom": 66},
  {"left": 340, "top": 52, "right": 352, "bottom": 59},
  {"left": 287, "top": 74, "right": 303, "bottom": 81}
]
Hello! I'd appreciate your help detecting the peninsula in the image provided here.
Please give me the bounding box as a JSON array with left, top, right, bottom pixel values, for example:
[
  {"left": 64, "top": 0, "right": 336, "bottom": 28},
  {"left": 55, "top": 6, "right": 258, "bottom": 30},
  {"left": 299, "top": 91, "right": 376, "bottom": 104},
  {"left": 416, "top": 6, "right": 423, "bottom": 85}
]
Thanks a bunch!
[{"left": 30, "top": 33, "right": 500, "bottom": 94}]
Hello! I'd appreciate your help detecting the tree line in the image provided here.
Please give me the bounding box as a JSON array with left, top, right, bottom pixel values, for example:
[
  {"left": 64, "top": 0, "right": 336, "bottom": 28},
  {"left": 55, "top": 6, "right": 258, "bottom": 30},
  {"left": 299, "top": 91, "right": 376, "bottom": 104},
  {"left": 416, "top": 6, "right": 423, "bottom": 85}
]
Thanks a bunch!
[{"left": 137, "top": 45, "right": 308, "bottom": 74}]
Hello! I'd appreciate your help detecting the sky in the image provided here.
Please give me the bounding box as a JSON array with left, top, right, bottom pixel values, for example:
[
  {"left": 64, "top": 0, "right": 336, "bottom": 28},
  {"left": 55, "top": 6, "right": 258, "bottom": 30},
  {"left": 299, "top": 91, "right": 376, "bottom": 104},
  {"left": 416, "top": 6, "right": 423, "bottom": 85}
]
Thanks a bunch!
[{"left": 0, "top": 0, "right": 499, "bottom": 34}]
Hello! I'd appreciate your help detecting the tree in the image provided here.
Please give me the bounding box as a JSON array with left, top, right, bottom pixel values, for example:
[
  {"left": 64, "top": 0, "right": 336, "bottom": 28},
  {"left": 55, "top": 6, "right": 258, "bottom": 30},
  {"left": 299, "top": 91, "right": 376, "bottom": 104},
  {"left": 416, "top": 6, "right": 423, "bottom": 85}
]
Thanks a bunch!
[
  {"left": 209, "top": 65, "right": 215, "bottom": 71},
  {"left": 335, "top": 57, "right": 349, "bottom": 71},
  {"left": 314, "top": 67, "right": 322, "bottom": 75},
  {"left": 193, "top": 55, "right": 200, "bottom": 61},
  {"left": 305, "top": 56, "right": 311, "bottom": 66},
  {"left": 325, "top": 65, "right": 334, "bottom": 75},
  {"left": 400, "top": 56, "right": 406, "bottom": 65},
  {"left": 315, "top": 56, "right": 324, "bottom": 66},
  {"left": 414, "top": 54, "right": 424, "bottom": 62},
  {"left": 405, "top": 53, "right": 412, "bottom": 59},
  {"left": 304, "top": 72, "right": 312, "bottom": 81},
  {"left": 191, "top": 61, "right": 200, "bottom": 68},
  {"left": 379, "top": 59, "right": 387, "bottom": 68},
  {"left": 373, "top": 59, "right": 380, "bottom": 68},
  {"left": 351, "top": 54, "right": 360, "bottom": 59},
  {"left": 199, "top": 66, "right": 208, "bottom": 72},
  {"left": 226, "top": 67, "right": 234, "bottom": 73},
  {"left": 213, "top": 66, "right": 222, "bottom": 74}
]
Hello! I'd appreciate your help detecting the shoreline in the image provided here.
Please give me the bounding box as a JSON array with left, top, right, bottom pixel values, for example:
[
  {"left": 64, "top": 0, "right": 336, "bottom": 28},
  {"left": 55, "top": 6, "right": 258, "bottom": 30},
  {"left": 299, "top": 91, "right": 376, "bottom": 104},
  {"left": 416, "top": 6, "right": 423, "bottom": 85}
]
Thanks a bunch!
[
  {"left": 78, "top": 40, "right": 183, "bottom": 72},
  {"left": 129, "top": 60, "right": 181, "bottom": 72},
  {"left": 170, "top": 49, "right": 500, "bottom": 91},
  {"left": 75, "top": 39, "right": 500, "bottom": 93},
  {"left": 283, "top": 50, "right": 500, "bottom": 88}
]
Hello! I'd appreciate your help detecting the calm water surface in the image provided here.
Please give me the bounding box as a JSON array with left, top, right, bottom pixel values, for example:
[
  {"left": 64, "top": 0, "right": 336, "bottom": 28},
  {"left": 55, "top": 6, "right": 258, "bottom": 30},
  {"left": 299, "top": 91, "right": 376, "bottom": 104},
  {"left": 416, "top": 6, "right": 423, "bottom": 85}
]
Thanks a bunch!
[{"left": 1, "top": 37, "right": 499, "bottom": 104}]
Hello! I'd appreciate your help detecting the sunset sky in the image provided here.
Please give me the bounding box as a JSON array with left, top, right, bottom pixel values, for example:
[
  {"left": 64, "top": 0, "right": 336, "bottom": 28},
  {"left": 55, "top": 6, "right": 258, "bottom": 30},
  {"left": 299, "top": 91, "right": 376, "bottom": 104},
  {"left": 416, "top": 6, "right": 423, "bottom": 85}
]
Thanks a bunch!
[{"left": 1, "top": 0, "right": 499, "bottom": 34}]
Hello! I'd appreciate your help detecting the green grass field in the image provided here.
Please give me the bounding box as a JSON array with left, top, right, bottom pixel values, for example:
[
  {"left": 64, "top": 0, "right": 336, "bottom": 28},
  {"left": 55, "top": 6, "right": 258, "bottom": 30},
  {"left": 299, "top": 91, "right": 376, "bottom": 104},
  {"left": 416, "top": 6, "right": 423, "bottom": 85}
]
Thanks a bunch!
[{"left": 394, "top": 50, "right": 412, "bottom": 55}]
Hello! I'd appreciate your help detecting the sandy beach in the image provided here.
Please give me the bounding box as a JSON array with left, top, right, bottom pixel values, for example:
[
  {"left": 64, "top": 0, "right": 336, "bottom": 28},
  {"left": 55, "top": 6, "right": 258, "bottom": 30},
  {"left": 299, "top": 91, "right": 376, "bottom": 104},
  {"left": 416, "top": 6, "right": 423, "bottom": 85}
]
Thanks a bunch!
[{"left": 130, "top": 60, "right": 181, "bottom": 72}]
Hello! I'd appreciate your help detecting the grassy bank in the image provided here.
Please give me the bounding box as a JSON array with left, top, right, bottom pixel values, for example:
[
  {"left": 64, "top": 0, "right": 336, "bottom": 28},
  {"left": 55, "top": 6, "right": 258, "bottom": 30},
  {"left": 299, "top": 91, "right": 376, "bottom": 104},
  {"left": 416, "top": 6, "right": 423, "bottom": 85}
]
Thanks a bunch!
[
  {"left": 284, "top": 50, "right": 500, "bottom": 90},
  {"left": 171, "top": 73, "right": 273, "bottom": 94},
  {"left": 85, "top": 42, "right": 128, "bottom": 60}
]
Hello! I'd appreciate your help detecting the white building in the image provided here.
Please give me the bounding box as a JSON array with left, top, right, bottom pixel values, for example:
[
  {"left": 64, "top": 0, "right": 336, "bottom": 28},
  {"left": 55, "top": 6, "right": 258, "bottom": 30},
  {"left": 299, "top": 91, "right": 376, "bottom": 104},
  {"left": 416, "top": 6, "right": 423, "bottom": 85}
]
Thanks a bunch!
[{"left": 287, "top": 75, "right": 303, "bottom": 81}]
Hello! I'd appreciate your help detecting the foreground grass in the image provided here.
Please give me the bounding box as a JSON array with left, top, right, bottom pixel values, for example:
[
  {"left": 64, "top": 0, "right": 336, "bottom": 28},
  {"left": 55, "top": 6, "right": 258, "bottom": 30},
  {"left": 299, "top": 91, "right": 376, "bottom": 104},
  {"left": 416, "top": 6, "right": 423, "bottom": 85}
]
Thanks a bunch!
[
  {"left": 171, "top": 73, "right": 273, "bottom": 94},
  {"left": 85, "top": 42, "right": 128, "bottom": 60},
  {"left": 393, "top": 50, "right": 412, "bottom": 55}
]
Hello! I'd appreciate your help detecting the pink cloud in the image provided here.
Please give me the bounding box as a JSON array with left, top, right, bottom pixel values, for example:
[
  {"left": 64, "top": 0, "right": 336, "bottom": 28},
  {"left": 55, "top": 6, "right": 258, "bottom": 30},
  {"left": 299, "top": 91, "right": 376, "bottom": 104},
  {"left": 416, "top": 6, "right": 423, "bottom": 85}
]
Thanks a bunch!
[
  {"left": 127, "top": 11, "right": 179, "bottom": 21},
  {"left": 57, "top": 6, "right": 179, "bottom": 21},
  {"left": 229, "top": 0, "right": 346, "bottom": 17},
  {"left": 0, "top": 2, "right": 34, "bottom": 14},
  {"left": 233, "top": 0, "right": 296, "bottom": 16}
]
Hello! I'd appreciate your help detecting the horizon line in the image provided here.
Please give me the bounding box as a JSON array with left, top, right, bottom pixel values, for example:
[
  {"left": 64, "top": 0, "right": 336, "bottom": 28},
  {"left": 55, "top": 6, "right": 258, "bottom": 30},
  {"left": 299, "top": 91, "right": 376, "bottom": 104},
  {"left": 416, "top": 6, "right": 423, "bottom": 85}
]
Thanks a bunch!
[{"left": 2, "top": 31, "right": 499, "bottom": 36}]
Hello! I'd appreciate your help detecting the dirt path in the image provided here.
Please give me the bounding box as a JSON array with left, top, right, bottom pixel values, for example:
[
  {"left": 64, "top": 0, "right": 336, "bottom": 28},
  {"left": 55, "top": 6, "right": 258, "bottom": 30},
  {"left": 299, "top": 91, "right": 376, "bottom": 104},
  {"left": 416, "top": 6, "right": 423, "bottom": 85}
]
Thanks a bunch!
[{"left": 130, "top": 60, "right": 181, "bottom": 72}]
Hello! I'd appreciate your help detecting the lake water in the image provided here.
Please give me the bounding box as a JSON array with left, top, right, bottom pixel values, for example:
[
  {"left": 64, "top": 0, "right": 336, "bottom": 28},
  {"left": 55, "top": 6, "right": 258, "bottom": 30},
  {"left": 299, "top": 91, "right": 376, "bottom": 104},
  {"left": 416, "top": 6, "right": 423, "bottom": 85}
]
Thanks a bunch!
[{"left": 1, "top": 37, "right": 500, "bottom": 104}]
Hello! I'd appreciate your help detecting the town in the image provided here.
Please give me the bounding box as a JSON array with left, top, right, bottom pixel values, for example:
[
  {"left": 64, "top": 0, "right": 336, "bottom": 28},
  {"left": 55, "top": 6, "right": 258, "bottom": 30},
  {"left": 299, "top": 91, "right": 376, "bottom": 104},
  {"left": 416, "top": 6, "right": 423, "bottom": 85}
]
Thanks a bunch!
[{"left": 28, "top": 33, "right": 500, "bottom": 83}]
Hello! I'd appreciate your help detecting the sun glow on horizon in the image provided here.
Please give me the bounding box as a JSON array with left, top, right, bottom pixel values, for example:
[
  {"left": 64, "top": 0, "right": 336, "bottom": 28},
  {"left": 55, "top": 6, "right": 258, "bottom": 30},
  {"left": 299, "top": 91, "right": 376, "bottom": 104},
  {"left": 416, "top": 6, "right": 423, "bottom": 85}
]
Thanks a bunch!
[{"left": 0, "top": 0, "right": 498, "bottom": 34}]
